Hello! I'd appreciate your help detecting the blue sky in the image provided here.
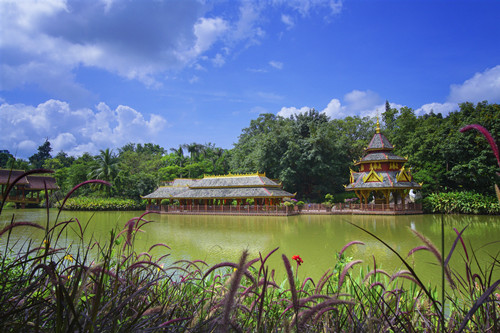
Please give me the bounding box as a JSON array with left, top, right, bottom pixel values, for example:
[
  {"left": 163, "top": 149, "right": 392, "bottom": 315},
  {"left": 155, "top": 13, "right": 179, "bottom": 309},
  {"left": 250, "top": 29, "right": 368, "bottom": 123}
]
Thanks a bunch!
[{"left": 1, "top": 0, "right": 500, "bottom": 159}]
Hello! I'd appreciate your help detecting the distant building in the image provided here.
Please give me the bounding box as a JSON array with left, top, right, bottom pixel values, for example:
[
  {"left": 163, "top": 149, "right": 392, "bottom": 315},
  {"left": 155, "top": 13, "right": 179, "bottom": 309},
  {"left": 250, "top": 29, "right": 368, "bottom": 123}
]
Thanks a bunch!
[
  {"left": 144, "top": 173, "right": 294, "bottom": 206},
  {"left": 0, "top": 169, "right": 59, "bottom": 208},
  {"left": 345, "top": 119, "right": 422, "bottom": 208}
]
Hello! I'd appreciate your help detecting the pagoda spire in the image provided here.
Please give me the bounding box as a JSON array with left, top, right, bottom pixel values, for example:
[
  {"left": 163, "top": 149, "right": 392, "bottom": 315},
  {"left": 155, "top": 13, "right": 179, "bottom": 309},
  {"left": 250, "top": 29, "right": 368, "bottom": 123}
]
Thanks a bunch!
[{"left": 376, "top": 116, "right": 381, "bottom": 134}]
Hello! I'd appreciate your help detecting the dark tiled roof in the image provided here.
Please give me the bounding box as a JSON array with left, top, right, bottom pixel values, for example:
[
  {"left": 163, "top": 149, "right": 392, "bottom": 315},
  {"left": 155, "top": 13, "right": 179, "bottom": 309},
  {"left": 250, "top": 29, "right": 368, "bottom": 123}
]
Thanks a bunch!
[
  {"left": 190, "top": 174, "right": 278, "bottom": 188},
  {"left": 143, "top": 174, "right": 293, "bottom": 200},
  {"left": 366, "top": 132, "right": 393, "bottom": 151},
  {"left": 173, "top": 187, "right": 293, "bottom": 199},
  {"left": 359, "top": 152, "right": 407, "bottom": 163},
  {"left": 26, "top": 176, "right": 59, "bottom": 190},
  {"left": 171, "top": 178, "right": 198, "bottom": 186},
  {"left": 346, "top": 171, "right": 421, "bottom": 190},
  {"left": 0, "top": 170, "right": 29, "bottom": 185},
  {"left": 142, "top": 186, "right": 190, "bottom": 199}
]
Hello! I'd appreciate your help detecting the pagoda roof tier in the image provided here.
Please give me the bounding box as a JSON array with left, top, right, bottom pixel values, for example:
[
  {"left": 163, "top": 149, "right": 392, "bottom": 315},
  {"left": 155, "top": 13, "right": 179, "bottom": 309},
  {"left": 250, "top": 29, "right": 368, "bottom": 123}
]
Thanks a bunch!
[
  {"left": 189, "top": 173, "right": 279, "bottom": 189},
  {"left": 173, "top": 187, "right": 293, "bottom": 199},
  {"left": 356, "top": 152, "right": 407, "bottom": 164},
  {"left": 345, "top": 170, "right": 422, "bottom": 191},
  {"left": 366, "top": 132, "right": 394, "bottom": 151}
]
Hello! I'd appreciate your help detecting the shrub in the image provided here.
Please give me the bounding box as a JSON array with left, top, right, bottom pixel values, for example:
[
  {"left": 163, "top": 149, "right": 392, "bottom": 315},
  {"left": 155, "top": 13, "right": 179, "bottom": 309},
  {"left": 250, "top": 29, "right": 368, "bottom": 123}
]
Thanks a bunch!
[
  {"left": 54, "top": 196, "right": 145, "bottom": 211},
  {"left": 424, "top": 191, "right": 500, "bottom": 214}
]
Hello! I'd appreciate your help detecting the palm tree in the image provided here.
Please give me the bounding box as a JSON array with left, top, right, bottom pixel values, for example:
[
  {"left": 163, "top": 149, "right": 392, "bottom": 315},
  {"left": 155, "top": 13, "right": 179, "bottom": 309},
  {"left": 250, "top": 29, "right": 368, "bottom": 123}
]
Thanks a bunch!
[
  {"left": 170, "top": 145, "right": 186, "bottom": 178},
  {"left": 88, "top": 148, "right": 119, "bottom": 196},
  {"left": 183, "top": 143, "right": 204, "bottom": 177}
]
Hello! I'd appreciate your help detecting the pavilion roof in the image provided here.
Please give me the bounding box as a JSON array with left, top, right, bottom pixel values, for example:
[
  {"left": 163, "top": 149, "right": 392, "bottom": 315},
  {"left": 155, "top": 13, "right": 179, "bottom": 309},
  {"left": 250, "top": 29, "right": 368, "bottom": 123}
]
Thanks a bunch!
[
  {"left": 345, "top": 170, "right": 421, "bottom": 190},
  {"left": 173, "top": 187, "right": 294, "bottom": 199},
  {"left": 189, "top": 173, "right": 279, "bottom": 188},
  {"left": 169, "top": 178, "right": 198, "bottom": 187},
  {"left": 0, "top": 169, "right": 29, "bottom": 185},
  {"left": 26, "top": 176, "right": 59, "bottom": 190},
  {"left": 143, "top": 173, "right": 294, "bottom": 200},
  {"left": 142, "top": 186, "right": 190, "bottom": 199}
]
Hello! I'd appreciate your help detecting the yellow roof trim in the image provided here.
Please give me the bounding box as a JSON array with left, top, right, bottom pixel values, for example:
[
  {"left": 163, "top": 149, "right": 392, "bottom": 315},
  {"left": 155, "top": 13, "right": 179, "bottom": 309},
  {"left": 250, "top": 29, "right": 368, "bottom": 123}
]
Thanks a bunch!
[{"left": 202, "top": 172, "right": 266, "bottom": 179}]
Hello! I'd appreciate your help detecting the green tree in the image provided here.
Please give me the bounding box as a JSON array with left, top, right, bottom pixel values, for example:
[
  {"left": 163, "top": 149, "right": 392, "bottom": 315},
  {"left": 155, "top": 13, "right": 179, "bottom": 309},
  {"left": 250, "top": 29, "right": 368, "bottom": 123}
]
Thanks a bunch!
[
  {"left": 0, "top": 151, "right": 14, "bottom": 168},
  {"left": 29, "top": 139, "right": 52, "bottom": 169},
  {"left": 88, "top": 149, "right": 119, "bottom": 196}
]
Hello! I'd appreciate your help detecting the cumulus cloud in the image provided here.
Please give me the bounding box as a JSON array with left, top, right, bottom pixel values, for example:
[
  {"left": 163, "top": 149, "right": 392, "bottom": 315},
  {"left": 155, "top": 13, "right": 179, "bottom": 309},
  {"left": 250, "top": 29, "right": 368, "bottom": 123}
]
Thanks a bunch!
[
  {"left": 278, "top": 89, "right": 383, "bottom": 119},
  {"left": 414, "top": 66, "right": 500, "bottom": 116},
  {"left": 0, "top": 99, "right": 167, "bottom": 158},
  {"left": 277, "top": 106, "right": 311, "bottom": 118},
  {"left": 321, "top": 99, "right": 345, "bottom": 118},
  {"left": 0, "top": 0, "right": 344, "bottom": 103},
  {"left": 415, "top": 102, "right": 456, "bottom": 116},
  {"left": 448, "top": 65, "right": 500, "bottom": 103}
]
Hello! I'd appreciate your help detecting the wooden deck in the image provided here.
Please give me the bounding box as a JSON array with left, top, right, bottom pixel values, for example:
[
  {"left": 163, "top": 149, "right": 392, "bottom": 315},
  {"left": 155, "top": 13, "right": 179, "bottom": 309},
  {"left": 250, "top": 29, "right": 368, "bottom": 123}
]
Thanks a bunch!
[{"left": 146, "top": 203, "right": 423, "bottom": 216}]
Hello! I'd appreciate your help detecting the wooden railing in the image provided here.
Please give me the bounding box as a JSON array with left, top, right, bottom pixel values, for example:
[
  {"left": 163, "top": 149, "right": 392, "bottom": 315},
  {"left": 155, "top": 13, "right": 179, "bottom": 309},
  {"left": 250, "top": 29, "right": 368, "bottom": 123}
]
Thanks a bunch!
[
  {"left": 146, "top": 204, "right": 298, "bottom": 216},
  {"left": 146, "top": 203, "right": 423, "bottom": 215},
  {"left": 0, "top": 195, "right": 41, "bottom": 204}
]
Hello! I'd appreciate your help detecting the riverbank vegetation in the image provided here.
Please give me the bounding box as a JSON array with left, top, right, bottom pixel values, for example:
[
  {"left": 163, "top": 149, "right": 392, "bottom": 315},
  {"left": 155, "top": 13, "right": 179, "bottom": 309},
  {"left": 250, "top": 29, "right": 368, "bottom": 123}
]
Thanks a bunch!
[
  {"left": 1, "top": 101, "right": 498, "bottom": 210},
  {"left": 1, "top": 189, "right": 499, "bottom": 331},
  {"left": 53, "top": 196, "right": 145, "bottom": 211},
  {"left": 424, "top": 191, "right": 500, "bottom": 214}
]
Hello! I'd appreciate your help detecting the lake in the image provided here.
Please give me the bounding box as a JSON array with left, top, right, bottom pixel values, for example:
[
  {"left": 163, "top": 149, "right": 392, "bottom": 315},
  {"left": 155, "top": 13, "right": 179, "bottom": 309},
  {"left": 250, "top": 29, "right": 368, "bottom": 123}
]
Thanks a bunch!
[{"left": 1, "top": 209, "right": 498, "bottom": 285}]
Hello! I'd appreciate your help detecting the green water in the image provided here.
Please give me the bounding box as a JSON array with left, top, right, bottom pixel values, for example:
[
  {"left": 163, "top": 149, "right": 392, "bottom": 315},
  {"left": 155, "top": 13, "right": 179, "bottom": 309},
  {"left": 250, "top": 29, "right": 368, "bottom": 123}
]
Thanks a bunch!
[{"left": 1, "top": 209, "right": 498, "bottom": 285}]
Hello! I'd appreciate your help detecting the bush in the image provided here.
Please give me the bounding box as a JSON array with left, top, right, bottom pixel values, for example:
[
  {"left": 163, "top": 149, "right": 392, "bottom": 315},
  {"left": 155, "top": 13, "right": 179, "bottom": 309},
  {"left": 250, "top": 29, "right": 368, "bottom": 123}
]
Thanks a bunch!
[
  {"left": 55, "top": 196, "right": 145, "bottom": 211},
  {"left": 424, "top": 191, "right": 500, "bottom": 214}
]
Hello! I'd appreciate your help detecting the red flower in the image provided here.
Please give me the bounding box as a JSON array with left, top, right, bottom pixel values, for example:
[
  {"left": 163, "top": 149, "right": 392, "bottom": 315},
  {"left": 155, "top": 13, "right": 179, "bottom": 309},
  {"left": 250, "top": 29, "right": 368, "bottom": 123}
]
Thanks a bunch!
[{"left": 292, "top": 255, "right": 304, "bottom": 265}]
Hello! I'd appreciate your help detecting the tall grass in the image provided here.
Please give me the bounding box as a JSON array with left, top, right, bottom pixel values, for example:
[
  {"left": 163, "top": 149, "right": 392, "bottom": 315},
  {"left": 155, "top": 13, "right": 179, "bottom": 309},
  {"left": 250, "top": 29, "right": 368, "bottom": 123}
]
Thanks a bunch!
[{"left": 1, "top": 171, "right": 499, "bottom": 331}]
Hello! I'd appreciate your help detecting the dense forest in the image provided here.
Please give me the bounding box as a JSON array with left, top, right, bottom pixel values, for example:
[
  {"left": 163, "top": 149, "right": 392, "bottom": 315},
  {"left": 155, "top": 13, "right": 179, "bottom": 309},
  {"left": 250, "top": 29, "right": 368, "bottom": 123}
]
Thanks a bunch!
[{"left": 1, "top": 101, "right": 499, "bottom": 202}]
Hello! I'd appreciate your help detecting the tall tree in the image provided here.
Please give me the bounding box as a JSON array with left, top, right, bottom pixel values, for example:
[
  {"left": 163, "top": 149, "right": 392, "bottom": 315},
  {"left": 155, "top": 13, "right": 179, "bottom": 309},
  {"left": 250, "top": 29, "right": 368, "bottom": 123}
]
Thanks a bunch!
[
  {"left": 29, "top": 139, "right": 52, "bottom": 169},
  {"left": 88, "top": 148, "right": 119, "bottom": 195}
]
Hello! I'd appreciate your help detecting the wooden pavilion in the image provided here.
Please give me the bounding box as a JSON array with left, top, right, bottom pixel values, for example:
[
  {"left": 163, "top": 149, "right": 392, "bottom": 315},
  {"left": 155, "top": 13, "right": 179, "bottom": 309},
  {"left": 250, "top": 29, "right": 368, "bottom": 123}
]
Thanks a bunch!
[
  {"left": 143, "top": 173, "right": 296, "bottom": 215},
  {"left": 0, "top": 169, "right": 59, "bottom": 208},
  {"left": 344, "top": 119, "right": 422, "bottom": 213}
]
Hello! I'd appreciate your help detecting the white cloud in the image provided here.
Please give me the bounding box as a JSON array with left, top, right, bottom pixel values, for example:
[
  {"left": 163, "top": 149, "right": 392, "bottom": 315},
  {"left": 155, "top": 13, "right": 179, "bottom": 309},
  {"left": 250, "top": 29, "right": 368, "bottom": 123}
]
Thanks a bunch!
[
  {"left": 277, "top": 106, "right": 311, "bottom": 118},
  {"left": 212, "top": 53, "right": 226, "bottom": 67},
  {"left": 0, "top": 99, "right": 167, "bottom": 158},
  {"left": 269, "top": 61, "right": 283, "bottom": 70},
  {"left": 448, "top": 65, "right": 500, "bottom": 103},
  {"left": 0, "top": 0, "right": 344, "bottom": 102},
  {"left": 343, "top": 90, "right": 382, "bottom": 113},
  {"left": 278, "top": 89, "right": 389, "bottom": 120},
  {"left": 281, "top": 14, "right": 295, "bottom": 29},
  {"left": 415, "top": 102, "right": 456, "bottom": 116},
  {"left": 192, "top": 17, "right": 229, "bottom": 55},
  {"left": 321, "top": 98, "right": 345, "bottom": 118},
  {"left": 275, "top": 0, "right": 343, "bottom": 17}
]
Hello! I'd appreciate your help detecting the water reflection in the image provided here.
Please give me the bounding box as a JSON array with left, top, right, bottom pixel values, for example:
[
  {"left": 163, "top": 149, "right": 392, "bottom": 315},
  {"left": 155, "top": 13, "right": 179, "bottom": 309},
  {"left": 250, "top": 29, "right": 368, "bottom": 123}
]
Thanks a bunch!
[{"left": 1, "top": 209, "right": 498, "bottom": 284}]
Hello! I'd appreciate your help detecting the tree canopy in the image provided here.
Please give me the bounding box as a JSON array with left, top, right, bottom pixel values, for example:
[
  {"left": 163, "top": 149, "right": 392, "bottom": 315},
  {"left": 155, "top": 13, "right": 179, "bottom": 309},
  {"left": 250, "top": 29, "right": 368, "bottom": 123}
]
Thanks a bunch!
[{"left": 9, "top": 101, "right": 499, "bottom": 202}]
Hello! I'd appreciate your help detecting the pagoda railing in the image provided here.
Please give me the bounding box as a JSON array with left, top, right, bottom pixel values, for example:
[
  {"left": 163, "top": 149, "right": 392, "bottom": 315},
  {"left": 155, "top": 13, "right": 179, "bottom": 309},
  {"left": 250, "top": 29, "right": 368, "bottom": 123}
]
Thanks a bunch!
[{"left": 302, "top": 203, "right": 422, "bottom": 213}]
